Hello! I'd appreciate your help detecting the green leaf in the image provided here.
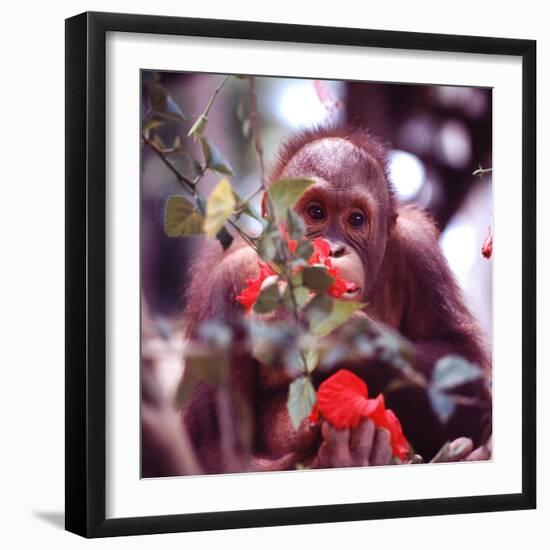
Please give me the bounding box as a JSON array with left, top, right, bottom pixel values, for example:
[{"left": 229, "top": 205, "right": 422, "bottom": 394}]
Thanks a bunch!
[
  {"left": 294, "top": 240, "right": 314, "bottom": 262},
  {"left": 251, "top": 322, "right": 294, "bottom": 367},
  {"left": 185, "top": 347, "right": 228, "bottom": 386},
  {"left": 164, "top": 196, "right": 205, "bottom": 237},
  {"left": 195, "top": 194, "right": 207, "bottom": 216},
  {"left": 302, "top": 265, "right": 334, "bottom": 293},
  {"left": 293, "top": 286, "right": 310, "bottom": 309},
  {"left": 253, "top": 281, "right": 281, "bottom": 314},
  {"left": 432, "top": 356, "right": 483, "bottom": 391},
  {"left": 147, "top": 82, "right": 168, "bottom": 112},
  {"left": 286, "top": 208, "right": 306, "bottom": 240},
  {"left": 200, "top": 137, "right": 234, "bottom": 176},
  {"left": 147, "top": 82, "right": 186, "bottom": 121},
  {"left": 321, "top": 345, "right": 347, "bottom": 368},
  {"left": 163, "top": 95, "right": 187, "bottom": 122},
  {"left": 272, "top": 236, "right": 291, "bottom": 265},
  {"left": 305, "top": 294, "right": 333, "bottom": 322},
  {"left": 198, "top": 321, "right": 232, "bottom": 348},
  {"left": 152, "top": 134, "right": 165, "bottom": 150},
  {"left": 428, "top": 387, "right": 456, "bottom": 424},
  {"left": 282, "top": 284, "right": 309, "bottom": 311},
  {"left": 268, "top": 178, "right": 314, "bottom": 220},
  {"left": 236, "top": 96, "right": 247, "bottom": 121},
  {"left": 204, "top": 178, "right": 237, "bottom": 239},
  {"left": 374, "top": 331, "right": 406, "bottom": 365},
  {"left": 287, "top": 376, "right": 317, "bottom": 429},
  {"left": 187, "top": 114, "right": 207, "bottom": 139},
  {"left": 258, "top": 230, "right": 277, "bottom": 262},
  {"left": 290, "top": 271, "right": 304, "bottom": 287},
  {"left": 242, "top": 119, "right": 251, "bottom": 138},
  {"left": 284, "top": 347, "right": 304, "bottom": 376},
  {"left": 174, "top": 370, "right": 197, "bottom": 409},
  {"left": 303, "top": 349, "right": 319, "bottom": 374},
  {"left": 311, "top": 300, "right": 366, "bottom": 338},
  {"left": 142, "top": 116, "right": 164, "bottom": 134}
]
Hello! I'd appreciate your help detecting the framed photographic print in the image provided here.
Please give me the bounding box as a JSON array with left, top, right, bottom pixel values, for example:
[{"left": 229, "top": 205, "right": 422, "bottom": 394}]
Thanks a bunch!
[{"left": 65, "top": 11, "right": 536, "bottom": 538}]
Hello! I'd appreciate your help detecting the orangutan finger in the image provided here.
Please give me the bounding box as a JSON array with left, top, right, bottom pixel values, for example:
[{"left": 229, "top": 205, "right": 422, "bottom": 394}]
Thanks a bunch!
[
  {"left": 370, "top": 427, "right": 392, "bottom": 466},
  {"left": 294, "top": 419, "right": 322, "bottom": 453},
  {"left": 465, "top": 444, "right": 491, "bottom": 461},
  {"left": 350, "top": 418, "right": 376, "bottom": 466},
  {"left": 448, "top": 437, "right": 474, "bottom": 461},
  {"left": 320, "top": 422, "right": 351, "bottom": 467}
]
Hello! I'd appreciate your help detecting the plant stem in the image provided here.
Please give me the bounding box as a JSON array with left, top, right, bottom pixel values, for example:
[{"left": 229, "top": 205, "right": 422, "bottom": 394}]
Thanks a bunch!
[
  {"left": 142, "top": 131, "right": 258, "bottom": 248},
  {"left": 204, "top": 75, "right": 231, "bottom": 119},
  {"left": 472, "top": 166, "right": 493, "bottom": 178},
  {"left": 141, "top": 131, "right": 196, "bottom": 191},
  {"left": 240, "top": 186, "right": 264, "bottom": 206},
  {"left": 248, "top": 76, "right": 267, "bottom": 190},
  {"left": 227, "top": 218, "right": 257, "bottom": 250}
]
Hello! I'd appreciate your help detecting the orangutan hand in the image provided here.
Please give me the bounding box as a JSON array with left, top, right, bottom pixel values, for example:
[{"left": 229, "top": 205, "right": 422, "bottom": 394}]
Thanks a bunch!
[
  {"left": 430, "top": 437, "right": 492, "bottom": 463},
  {"left": 311, "top": 419, "right": 393, "bottom": 468}
]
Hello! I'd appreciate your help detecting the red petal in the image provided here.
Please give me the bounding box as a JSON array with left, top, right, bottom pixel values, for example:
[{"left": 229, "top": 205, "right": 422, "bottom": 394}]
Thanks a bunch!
[
  {"left": 482, "top": 227, "right": 493, "bottom": 259},
  {"left": 314, "top": 369, "right": 410, "bottom": 459},
  {"left": 323, "top": 266, "right": 356, "bottom": 298},
  {"left": 311, "top": 238, "right": 331, "bottom": 264},
  {"left": 371, "top": 407, "right": 409, "bottom": 460},
  {"left": 235, "top": 262, "right": 275, "bottom": 312},
  {"left": 365, "top": 394, "right": 386, "bottom": 417},
  {"left": 308, "top": 403, "right": 321, "bottom": 423},
  {"left": 325, "top": 268, "right": 354, "bottom": 298},
  {"left": 316, "top": 369, "right": 370, "bottom": 429}
]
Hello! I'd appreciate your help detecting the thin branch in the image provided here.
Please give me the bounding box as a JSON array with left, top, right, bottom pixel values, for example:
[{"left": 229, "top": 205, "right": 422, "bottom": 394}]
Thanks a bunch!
[
  {"left": 204, "top": 75, "right": 231, "bottom": 118},
  {"left": 142, "top": 131, "right": 258, "bottom": 248},
  {"left": 227, "top": 218, "right": 257, "bottom": 250},
  {"left": 472, "top": 165, "right": 493, "bottom": 178},
  {"left": 240, "top": 186, "right": 265, "bottom": 207},
  {"left": 249, "top": 76, "right": 267, "bottom": 190},
  {"left": 141, "top": 132, "right": 196, "bottom": 192}
]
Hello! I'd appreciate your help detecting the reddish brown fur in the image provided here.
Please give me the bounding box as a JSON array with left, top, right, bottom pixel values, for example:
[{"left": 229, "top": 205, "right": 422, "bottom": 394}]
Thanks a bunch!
[{"left": 181, "top": 125, "right": 491, "bottom": 473}]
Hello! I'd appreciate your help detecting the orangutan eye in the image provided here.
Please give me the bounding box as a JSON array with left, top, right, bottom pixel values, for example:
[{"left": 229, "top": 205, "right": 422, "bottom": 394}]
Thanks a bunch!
[
  {"left": 348, "top": 211, "right": 365, "bottom": 228},
  {"left": 306, "top": 203, "right": 325, "bottom": 221}
]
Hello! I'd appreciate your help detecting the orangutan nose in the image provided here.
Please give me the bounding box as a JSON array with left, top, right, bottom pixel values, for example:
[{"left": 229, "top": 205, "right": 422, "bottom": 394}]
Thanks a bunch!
[{"left": 329, "top": 242, "right": 347, "bottom": 258}]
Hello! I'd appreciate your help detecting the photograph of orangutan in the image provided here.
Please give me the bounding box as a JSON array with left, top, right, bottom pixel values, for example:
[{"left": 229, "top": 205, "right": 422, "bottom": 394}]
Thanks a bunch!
[{"left": 140, "top": 71, "right": 493, "bottom": 478}]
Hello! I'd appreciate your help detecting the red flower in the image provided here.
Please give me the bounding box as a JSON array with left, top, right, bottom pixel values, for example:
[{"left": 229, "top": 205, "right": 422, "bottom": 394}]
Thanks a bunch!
[
  {"left": 235, "top": 262, "right": 276, "bottom": 312},
  {"left": 482, "top": 227, "right": 493, "bottom": 259},
  {"left": 308, "top": 403, "right": 321, "bottom": 423},
  {"left": 369, "top": 400, "right": 410, "bottom": 460},
  {"left": 312, "top": 369, "right": 410, "bottom": 459},
  {"left": 325, "top": 265, "right": 356, "bottom": 298},
  {"left": 310, "top": 238, "right": 330, "bottom": 262},
  {"left": 235, "top": 237, "right": 355, "bottom": 312},
  {"left": 310, "top": 238, "right": 356, "bottom": 297},
  {"left": 294, "top": 237, "right": 356, "bottom": 298},
  {"left": 316, "top": 369, "right": 381, "bottom": 428}
]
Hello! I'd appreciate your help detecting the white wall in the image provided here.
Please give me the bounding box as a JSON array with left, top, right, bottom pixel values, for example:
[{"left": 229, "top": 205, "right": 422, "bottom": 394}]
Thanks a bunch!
[{"left": 0, "top": 1, "right": 547, "bottom": 547}]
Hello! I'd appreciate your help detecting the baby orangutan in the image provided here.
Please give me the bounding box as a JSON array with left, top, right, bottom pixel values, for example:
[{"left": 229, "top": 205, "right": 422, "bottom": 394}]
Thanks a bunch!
[{"left": 148, "top": 126, "right": 492, "bottom": 476}]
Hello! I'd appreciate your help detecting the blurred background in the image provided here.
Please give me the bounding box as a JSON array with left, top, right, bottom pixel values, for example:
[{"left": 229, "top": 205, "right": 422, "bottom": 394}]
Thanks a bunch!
[{"left": 140, "top": 72, "right": 492, "bottom": 395}]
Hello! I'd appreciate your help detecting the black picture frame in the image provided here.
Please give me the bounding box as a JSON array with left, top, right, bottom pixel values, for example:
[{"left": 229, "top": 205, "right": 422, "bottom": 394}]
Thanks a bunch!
[{"left": 65, "top": 11, "right": 536, "bottom": 538}]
